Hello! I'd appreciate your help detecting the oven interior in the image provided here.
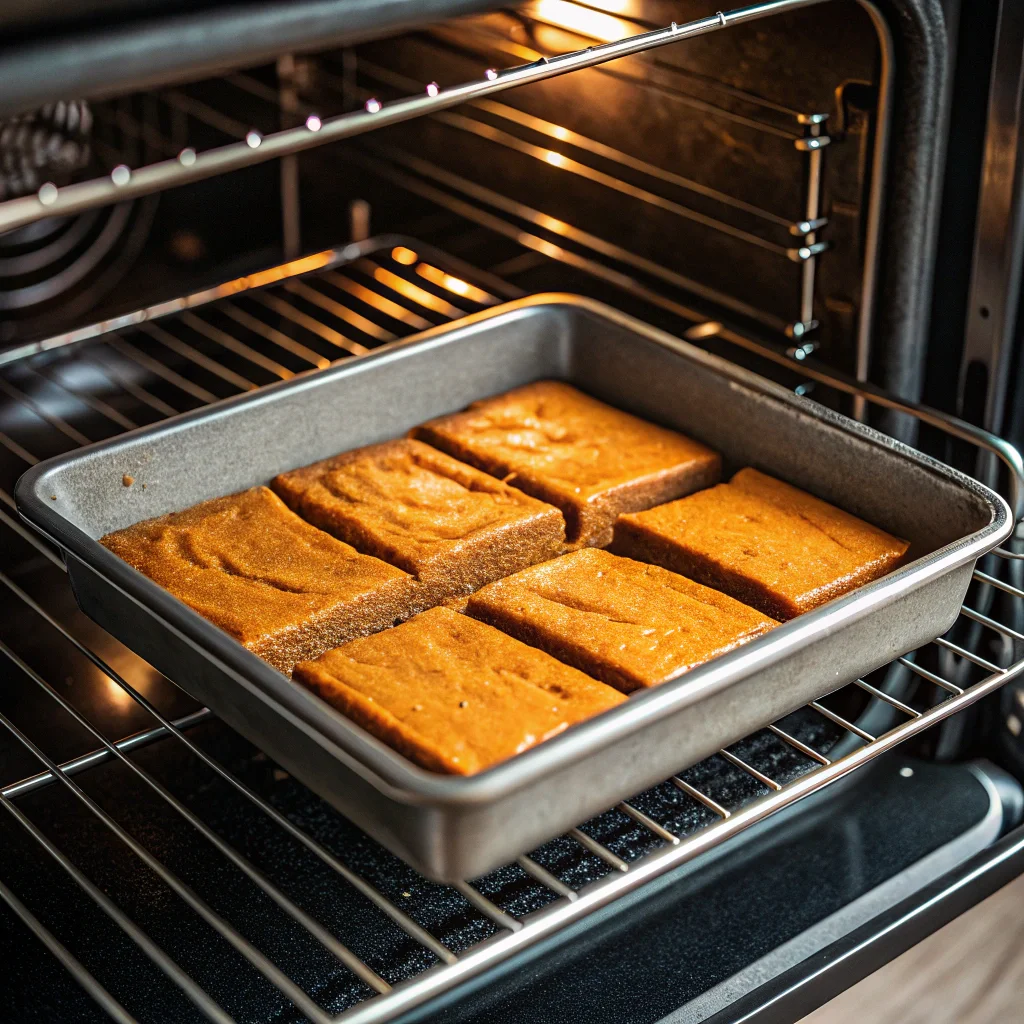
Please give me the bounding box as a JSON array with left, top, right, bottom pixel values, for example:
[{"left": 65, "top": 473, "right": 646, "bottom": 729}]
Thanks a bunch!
[{"left": 2, "top": 1, "right": 1024, "bottom": 1022}]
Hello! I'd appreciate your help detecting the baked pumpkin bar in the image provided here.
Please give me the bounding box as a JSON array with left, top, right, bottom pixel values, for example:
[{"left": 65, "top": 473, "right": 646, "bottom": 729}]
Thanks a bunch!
[
  {"left": 292, "top": 606, "right": 626, "bottom": 775},
  {"left": 613, "top": 467, "right": 910, "bottom": 620},
  {"left": 101, "top": 486, "right": 413, "bottom": 672},
  {"left": 466, "top": 548, "right": 775, "bottom": 693},
  {"left": 272, "top": 438, "right": 565, "bottom": 608},
  {"left": 413, "top": 380, "right": 720, "bottom": 548}
]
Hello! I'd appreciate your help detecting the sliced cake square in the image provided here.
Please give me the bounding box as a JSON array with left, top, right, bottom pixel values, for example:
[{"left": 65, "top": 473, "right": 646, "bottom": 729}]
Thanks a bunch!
[
  {"left": 101, "top": 486, "right": 413, "bottom": 671},
  {"left": 413, "top": 380, "right": 720, "bottom": 547},
  {"left": 272, "top": 438, "right": 565, "bottom": 607},
  {"left": 292, "top": 606, "right": 625, "bottom": 774},
  {"left": 613, "top": 467, "right": 909, "bottom": 620},
  {"left": 466, "top": 548, "right": 776, "bottom": 692}
]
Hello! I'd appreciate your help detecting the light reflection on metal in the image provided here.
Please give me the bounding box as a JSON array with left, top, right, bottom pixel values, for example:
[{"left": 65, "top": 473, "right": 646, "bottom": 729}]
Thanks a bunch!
[
  {"left": 391, "top": 245, "right": 419, "bottom": 265},
  {"left": 0, "top": 0, "right": 828, "bottom": 235},
  {"left": 320, "top": 271, "right": 433, "bottom": 330},
  {"left": 363, "top": 261, "right": 465, "bottom": 317},
  {"left": 415, "top": 264, "right": 499, "bottom": 304}
]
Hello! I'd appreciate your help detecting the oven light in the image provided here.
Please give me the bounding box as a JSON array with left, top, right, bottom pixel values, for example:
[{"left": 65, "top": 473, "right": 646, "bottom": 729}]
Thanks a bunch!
[
  {"left": 305, "top": 114, "right": 322, "bottom": 131},
  {"left": 532, "top": 0, "right": 632, "bottom": 41},
  {"left": 426, "top": 82, "right": 440, "bottom": 97},
  {"left": 245, "top": 130, "right": 262, "bottom": 148},
  {"left": 544, "top": 150, "right": 567, "bottom": 167}
]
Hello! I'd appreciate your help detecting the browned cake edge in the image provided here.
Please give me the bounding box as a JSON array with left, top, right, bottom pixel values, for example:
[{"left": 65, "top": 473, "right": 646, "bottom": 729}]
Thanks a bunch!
[
  {"left": 468, "top": 590, "right": 776, "bottom": 692},
  {"left": 577, "top": 454, "right": 722, "bottom": 549},
  {"left": 248, "top": 577, "right": 416, "bottom": 672},
  {"left": 610, "top": 519, "right": 799, "bottom": 619}
]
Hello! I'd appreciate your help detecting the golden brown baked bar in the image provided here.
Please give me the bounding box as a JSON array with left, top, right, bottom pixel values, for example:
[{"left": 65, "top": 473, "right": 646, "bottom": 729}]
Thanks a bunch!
[
  {"left": 413, "top": 380, "right": 720, "bottom": 548},
  {"left": 292, "top": 606, "right": 626, "bottom": 774},
  {"left": 101, "top": 486, "right": 413, "bottom": 672},
  {"left": 272, "top": 439, "right": 564, "bottom": 608},
  {"left": 613, "top": 468, "right": 910, "bottom": 620},
  {"left": 466, "top": 548, "right": 775, "bottom": 692}
]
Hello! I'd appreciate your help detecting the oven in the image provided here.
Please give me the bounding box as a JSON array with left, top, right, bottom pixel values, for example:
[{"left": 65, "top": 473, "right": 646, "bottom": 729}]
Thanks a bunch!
[{"left": 2, "top": 1, "right": 1024, "bottom": 1021}]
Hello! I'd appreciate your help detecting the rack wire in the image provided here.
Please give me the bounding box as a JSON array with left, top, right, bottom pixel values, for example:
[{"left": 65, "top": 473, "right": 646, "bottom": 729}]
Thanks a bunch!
[
  {"left": 0, "top": 0, "right": 832, "bottom": 236},
  {"left": 1, "top": 241, "right": 1022, "bottom": 1023}
]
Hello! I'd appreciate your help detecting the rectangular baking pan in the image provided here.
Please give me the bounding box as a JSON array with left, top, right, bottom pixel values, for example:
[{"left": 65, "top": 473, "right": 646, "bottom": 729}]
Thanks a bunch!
[{"left": 16, "top": 293, "right": 1012, "bottom": 882}]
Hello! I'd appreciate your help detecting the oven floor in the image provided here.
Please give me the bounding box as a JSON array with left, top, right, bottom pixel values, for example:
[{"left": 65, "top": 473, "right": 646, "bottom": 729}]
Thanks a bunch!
[{"left": 384, "top": 756, "right": 1015, "bottom": 1024}]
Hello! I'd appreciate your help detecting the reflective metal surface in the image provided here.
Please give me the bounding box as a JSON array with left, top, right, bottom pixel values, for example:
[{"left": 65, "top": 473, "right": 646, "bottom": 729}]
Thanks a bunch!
[
  {"left": 0, "top": 0, "right": 829, "bottom": 235},
  {"left": 959, "top": 0, "right": 1024, "bottom": 435}
]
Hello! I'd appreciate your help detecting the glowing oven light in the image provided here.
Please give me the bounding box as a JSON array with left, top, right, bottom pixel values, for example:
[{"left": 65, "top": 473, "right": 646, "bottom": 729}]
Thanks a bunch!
[{"left": 532, "top": 0, "right": 633, "bottom": 41}]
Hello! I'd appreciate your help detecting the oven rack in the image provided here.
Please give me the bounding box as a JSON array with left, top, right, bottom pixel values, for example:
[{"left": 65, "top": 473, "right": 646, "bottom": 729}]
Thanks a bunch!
[
  {"left": 3, "top": 0, "right": 891, "bottom": 379},
  {"left": 0, "top": 0, "right": 837, "bottom": 238},
  {"left": 0, "top": 242, "right": 1023, "bottom": 1024}
]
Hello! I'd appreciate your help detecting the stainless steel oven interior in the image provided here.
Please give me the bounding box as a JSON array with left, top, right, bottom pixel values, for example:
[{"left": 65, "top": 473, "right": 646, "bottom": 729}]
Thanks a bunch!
[{"left": 2, "top": 1, "right": 1024, "bottom": 1022}]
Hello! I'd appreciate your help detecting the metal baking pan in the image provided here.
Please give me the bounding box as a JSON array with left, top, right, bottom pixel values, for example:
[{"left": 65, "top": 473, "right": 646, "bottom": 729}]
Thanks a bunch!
[{"left": 16, "top": 294, "right": 1012, "bottom": 882}]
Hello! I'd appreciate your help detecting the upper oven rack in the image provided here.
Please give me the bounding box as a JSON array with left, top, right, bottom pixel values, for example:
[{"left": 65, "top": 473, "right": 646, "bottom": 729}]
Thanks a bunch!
[
  {"left": 1, "top": 240, "right": 1023, "bottom": 1024},
  {"left": 0, "top": 0, "right": 831, "bottom": 236}
]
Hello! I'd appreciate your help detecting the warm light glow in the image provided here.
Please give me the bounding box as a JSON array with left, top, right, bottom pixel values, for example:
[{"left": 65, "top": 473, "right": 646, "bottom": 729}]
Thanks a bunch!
[
  {"left": 321, "top": 271, "right": 433, "bottom": 330},
  {"left": 536, "top": 213, "right": 568, "bottom": 233},
  {"left": 522, "top": 235, "right": 566, "bottom": 260},
  {"left": 581, "top": 0, "right": 636, "bottom": 13},
  {"left": 245, "top": 250, "right": 334, "bottom": 289},
  {"left": 415, "top": 264, "right": 498, "bottom": 305},
  {"left": 391, "top": 246, "right": 419, "bottom": 265},
  {"left": 103, "top": 674, "right": 139, "bottom": 710},
  {"left": 544, "top": 150, "right": 567, "bottom": 167},
  {"left": 531, "top": 0, "right": 633, "bottom": 41},
  {"left": 368, "top": 264, "right": 464, "bottom": 317},
  {"left": 284, "top": 280, "right": 394, "bottom": 341}
]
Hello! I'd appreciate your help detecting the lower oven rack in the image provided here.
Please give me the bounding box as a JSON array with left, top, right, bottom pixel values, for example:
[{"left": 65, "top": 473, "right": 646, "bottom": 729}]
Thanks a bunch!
[{"left": 1, "top": 243, "right": 1023, "bottom": 1024}]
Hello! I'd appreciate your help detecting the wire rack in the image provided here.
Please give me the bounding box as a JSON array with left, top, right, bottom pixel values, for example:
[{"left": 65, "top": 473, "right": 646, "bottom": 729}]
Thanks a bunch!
[
  {"left": 1, "top": 241, "right": 1023, "bottom": 1024},
  {"left": 0, "top": 0, "right": 835, "bottom": 237}
]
